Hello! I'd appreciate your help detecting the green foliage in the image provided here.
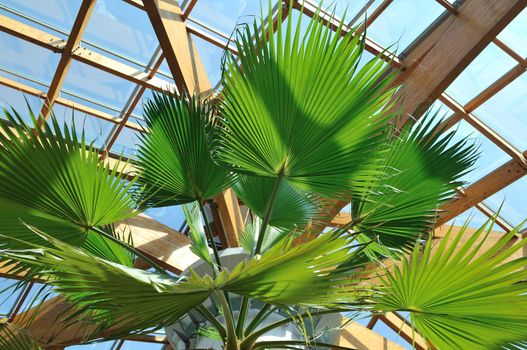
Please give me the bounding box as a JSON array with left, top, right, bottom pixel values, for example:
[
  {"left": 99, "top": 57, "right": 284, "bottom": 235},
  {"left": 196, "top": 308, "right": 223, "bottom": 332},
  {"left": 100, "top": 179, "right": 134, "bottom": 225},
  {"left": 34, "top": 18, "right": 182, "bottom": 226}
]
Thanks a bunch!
[
  {"left": 0, "top": 107, "right": 138, "bottom": 249},
  {"left": 234, "top": 176, "right": 320, "bottom": 230},
  {"left": 350, "top": 112, "right": 478, "bottom": 253},
  {"left": 183, "top": 202, "right": 214, "bottom": 267},
  {"left": 0, "top": 323, "right": 41, "bottom": 350},
  {"left": 239, "top": 216, "right": 290, "bottom": 255},
  {"left": 215, "top": 5, "right": 397, "bottom": 199},
  {"left": 216, "top": 230, "right": 367, "bottom": 307},
  {"left": 0, "top": 227, "right": 211, "bottom": 338},
  {"left": 373, "top": 220, "right": 527, "bottom": 349},
  {"left": 136, "top": 92, "right": 234, "bottom": 206}
]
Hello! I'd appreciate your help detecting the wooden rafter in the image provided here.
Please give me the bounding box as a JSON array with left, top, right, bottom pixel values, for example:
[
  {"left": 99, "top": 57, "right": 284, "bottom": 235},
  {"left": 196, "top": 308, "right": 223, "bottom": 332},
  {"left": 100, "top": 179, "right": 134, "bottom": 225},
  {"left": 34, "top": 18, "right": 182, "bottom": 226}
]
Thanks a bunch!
[{"left": 38, "top": 0, "right": 96, "bottom": 122}]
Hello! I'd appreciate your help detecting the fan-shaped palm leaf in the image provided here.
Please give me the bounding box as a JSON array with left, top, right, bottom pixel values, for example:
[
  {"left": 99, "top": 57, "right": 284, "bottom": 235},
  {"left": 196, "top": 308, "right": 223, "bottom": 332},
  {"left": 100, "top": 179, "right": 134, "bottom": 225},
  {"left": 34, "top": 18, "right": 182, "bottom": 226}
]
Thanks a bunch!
[
  {"left": 350, "top": 113, "right": 478, "bottom": 252},
  {"left": 0, "top": 107, "right": 138, "bottom": 249},
  {"left": 373, "top": 220, "right": 527, "bottom": 349},
  {"left": 136, "top": 92, "right": 234, "bottom": 206},
  {"left": 234, "top": 176, "right": 320, "bottom": 229},
  {"left": 215, "top": 6, "right": 397, "bottom": 199}
]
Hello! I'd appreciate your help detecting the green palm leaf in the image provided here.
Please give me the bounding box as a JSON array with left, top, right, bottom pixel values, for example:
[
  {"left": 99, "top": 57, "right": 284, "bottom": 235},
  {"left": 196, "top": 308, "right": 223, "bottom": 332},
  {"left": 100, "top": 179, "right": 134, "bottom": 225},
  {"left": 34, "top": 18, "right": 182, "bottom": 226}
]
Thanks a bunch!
[
  {"left": 373, "top": 220, "right": 527, "bottom": 349},
  {"left": 215, "top": 6, "right": 397, "bottom": 199},
  {"left": 239, "top": 216, "right": 290, "bottom": 254},
  {"left": 0, "top": 228, "right": 211, "bottom": 338},
  {"left": 182, "top": 201, "right": 214, "bottom": 267},
  {"left": 0, "top": 107, "right": 138, "bottom": 249},
  {"left": 234, "top": 176, "right": 320, "bottom": 229},
  {"left": 0, "top": 323, "right": 41, "bottom": 350},
  {"left": 215, "top": 230, "right": 368, "bottom": 307},
  {"left": 136, "top": 92, "right": 234, "bottom": 206},
  {"left": 350, "top": 112, "right": 478, "bottom": 252}
]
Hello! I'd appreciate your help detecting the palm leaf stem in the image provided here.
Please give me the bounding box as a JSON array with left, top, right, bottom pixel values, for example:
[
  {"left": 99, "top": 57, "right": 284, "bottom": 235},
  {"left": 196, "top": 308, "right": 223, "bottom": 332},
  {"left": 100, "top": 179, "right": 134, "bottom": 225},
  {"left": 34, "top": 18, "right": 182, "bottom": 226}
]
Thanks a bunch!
[
  {"left": 198, "top": 201, "right": 222, "bottom": 272},
  {"left": 217, "top": 291, "right": 238, "bottom": 350},
  {"left": 241, "top": 309, "right": 346, "bottom": 348},
  {"left": 254, "top": 173, "right": 284, "bottom": 255},
  {"left": 253, "top": 340, "right": 356, "bottom": 350},
  {"left": 90, "top": 226, "right": 166, "bottom": 275},
  {"left": 236, "top": 296, "right": 250, "bottom": 338},
  {"left": 243, "top": 303, "right": 273, "bottom": 337},
  {"left": 197, "top": 304, "right": 227, "bottom": 340}
]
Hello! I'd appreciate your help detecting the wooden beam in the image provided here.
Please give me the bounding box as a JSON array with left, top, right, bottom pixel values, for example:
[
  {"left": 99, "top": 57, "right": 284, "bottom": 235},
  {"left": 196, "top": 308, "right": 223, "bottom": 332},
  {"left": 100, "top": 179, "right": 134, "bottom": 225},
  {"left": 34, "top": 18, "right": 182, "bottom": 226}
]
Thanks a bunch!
[
  {"left": 0, "top": 15, "right": 174, "bottom": 92},
  {"left": 143, "top": 0, "right": 203, "bottom": 95},
  {"left": 437, "top": 155, "right": 527, "bottom": 226},
  {"left": 39, "top": 0, "right": 96, "bottom": 121},
  {"left": 378, "top": 312, "right": 428, "bottom": 350},
  {"left": 336, "top": 320, "right": 406, "bottom": 350},
  {"left": 394, "top": 0, "right": 526, "bottom": 122}
]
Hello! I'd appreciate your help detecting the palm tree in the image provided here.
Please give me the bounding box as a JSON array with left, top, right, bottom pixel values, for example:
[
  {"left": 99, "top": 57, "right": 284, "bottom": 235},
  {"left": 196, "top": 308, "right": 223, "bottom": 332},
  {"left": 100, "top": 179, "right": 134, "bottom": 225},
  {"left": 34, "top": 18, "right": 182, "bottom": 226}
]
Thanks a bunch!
[{"left": 0, "top": 5, "right": 526, "bottom": 350}]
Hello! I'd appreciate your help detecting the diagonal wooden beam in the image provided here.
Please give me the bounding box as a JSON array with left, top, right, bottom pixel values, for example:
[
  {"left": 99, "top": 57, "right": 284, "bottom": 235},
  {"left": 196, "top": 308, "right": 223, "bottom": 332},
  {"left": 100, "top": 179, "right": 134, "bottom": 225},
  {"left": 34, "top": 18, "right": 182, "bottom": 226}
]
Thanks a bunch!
[
  {"left": 394, "top": 0, "right": 527, "bottom": 123},
  {"left": 39, "top": 0, "right": 96, "bottom": 121},
  {"left": 143, "top": 0, "right": 204, "bottom": 95}
]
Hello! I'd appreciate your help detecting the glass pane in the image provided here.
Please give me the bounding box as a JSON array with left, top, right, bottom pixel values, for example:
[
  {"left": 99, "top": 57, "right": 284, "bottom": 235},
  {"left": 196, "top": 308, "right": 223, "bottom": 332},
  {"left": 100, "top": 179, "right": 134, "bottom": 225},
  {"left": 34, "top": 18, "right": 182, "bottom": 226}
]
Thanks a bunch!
[
  {"left": 121, "top": 341, "right": 164, "bottom": 350},
  {"left": 446, "top": 43, "right": 517, "bottom": 105},
  {"left": 366, "top": 0, "right": 445, "bottom": 52},
  {"left": 449, "top": 120, "right": 510, "bottom": 185},
  {"left": 61, "top": 61, "right": 136, "bottom": 112},
  {"left": 372, "top": 320, "right": 411, "bottom": 349},
  {"left": 192, "top": 34, "right": 226, "bottom": 88},
  {"left": 83, "top": 0, "right": 158, "bottom": 65},
  {"left": 483, "top": 178, "right": 527, "bottom": 229},
  {"left": 67, "top": 341, "right": 114, "bottom": 350},
  {"left": 190, "top": 0, "right": 273, "bottom": 36},
  {"left": 0, "top": 84, "right": 43, "bottom": 123},
  {"left": 0, "top": 32, "right": 60, "bottom": 84},
  {"left": 52, "top": 103, "right": 114, "bottom": 148},
  {"left": 144, "top": 206, "right": 185, "bottom": 233},
  {"left": 110, "top": 126, "right": 141, "bottom": 158},
  {"left": 497, "top": 7, "right": 527, "bottom": 58},
  {"left": 475, "top": 73, "right": 527, "bottom": 150},
  {"left": 0, "top": 278, "right": 22, "bottom": 317},
  {"left": 309, "top": 0, "right": 385, "bottom": 25},
  {"left": 1, "top": 0, "right": 81, "bottom": 34}
]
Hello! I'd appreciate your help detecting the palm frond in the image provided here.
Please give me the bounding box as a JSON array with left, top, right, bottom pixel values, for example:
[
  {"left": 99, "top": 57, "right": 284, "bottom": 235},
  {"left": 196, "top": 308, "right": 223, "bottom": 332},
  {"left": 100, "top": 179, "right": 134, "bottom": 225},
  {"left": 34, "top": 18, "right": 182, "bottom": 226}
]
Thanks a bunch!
[
  {"left": 0, "top": 106, "right": 138, "bottom": 249},
  {"left": 350, "top": 112, "right": 478, "bottom": 251},
  {"left": 239, "top": 216, "right": 291, "bottom": 254},
  {"left": 215, "top": 5, "right": 397, "bottom": 199},
  {"left": 0, "top": 322, "right": 41, "bottom": 350},
  {"left": 234, "top": 176, "right": 320, "bottom": 229},
  {"left": 0, "top": 227, "right": 211, "bottom": 338},
  {"left": 373, "top": 220, "right": 527, "bottom": 349},
  {"left": 216, "top": 230, "right": 369, "bottom": 307},
  {"left": 135, "top": 92, "right": 234, "bottom": 206}
]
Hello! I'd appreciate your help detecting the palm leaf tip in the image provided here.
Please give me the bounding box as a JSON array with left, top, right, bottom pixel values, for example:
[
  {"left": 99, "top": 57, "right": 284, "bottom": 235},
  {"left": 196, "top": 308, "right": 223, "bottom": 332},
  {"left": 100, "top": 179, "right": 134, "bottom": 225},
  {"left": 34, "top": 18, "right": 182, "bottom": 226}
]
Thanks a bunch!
[
  {"left": 135, "top": 91, "right": 234, "bottom": 207},
  {"left": 215, "top": 5, "right": 398, "bottom": 199},
  {"left": 0, "top": 107, "right": 138, "bottom": 249},
  {"left": 373, "top": 219, "right": 527, "bottom": 349}
]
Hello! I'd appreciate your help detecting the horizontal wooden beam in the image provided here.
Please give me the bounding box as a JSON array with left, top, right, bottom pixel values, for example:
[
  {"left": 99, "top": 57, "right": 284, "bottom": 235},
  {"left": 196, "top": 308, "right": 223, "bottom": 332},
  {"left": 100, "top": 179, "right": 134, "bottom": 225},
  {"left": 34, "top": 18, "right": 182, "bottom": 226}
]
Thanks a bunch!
[
  {"left": 337, "top": 320, "right": 406, "bottom": 350},
  {"left": 0, "top": 75, "right": 143, "bottom": 132},
  {"left": 0, "top": 15, "right": 175, "bottom": 92}
]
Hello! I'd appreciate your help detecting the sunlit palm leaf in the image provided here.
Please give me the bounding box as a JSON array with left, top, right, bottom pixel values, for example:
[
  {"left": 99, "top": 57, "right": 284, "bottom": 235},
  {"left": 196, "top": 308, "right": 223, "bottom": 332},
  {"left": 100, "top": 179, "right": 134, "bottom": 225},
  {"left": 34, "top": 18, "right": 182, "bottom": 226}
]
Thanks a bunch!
[
  {"left": 136, "top": 92, "right": 234, "bottom": 206},
  {"left": 0, "top": 107, "right": 138, "bottom": 249},
  {"left": 182, "top": 202, "right": 214, "bottom": 267},
  {"left": 215, "top": 7, "right": 397, "bottom": 198},
  {"left": 0, "top": 228, "right": 211, "bottom": 338},
  {"left": 215, "top": 230, "right": 368, "bottom": 307},
  {"left": 234, "top": 176, "right": 320, "bottom": 229},
  {"left": 351, "top": 113, "right": 478, "bottom": 252},
  {"left": 373, "top": 220, "right": 527, "bottom": 349},
  {"left": 239, "top": 216, "right": 290, "bottom": 254}
]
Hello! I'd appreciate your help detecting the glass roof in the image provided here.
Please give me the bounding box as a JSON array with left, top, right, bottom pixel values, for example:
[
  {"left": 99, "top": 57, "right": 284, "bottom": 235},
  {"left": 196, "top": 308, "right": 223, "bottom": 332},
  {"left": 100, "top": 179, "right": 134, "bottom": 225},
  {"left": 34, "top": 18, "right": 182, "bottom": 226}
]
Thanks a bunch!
[{"left": 0, "top": 0, "right": 526, "bottom": 348}]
